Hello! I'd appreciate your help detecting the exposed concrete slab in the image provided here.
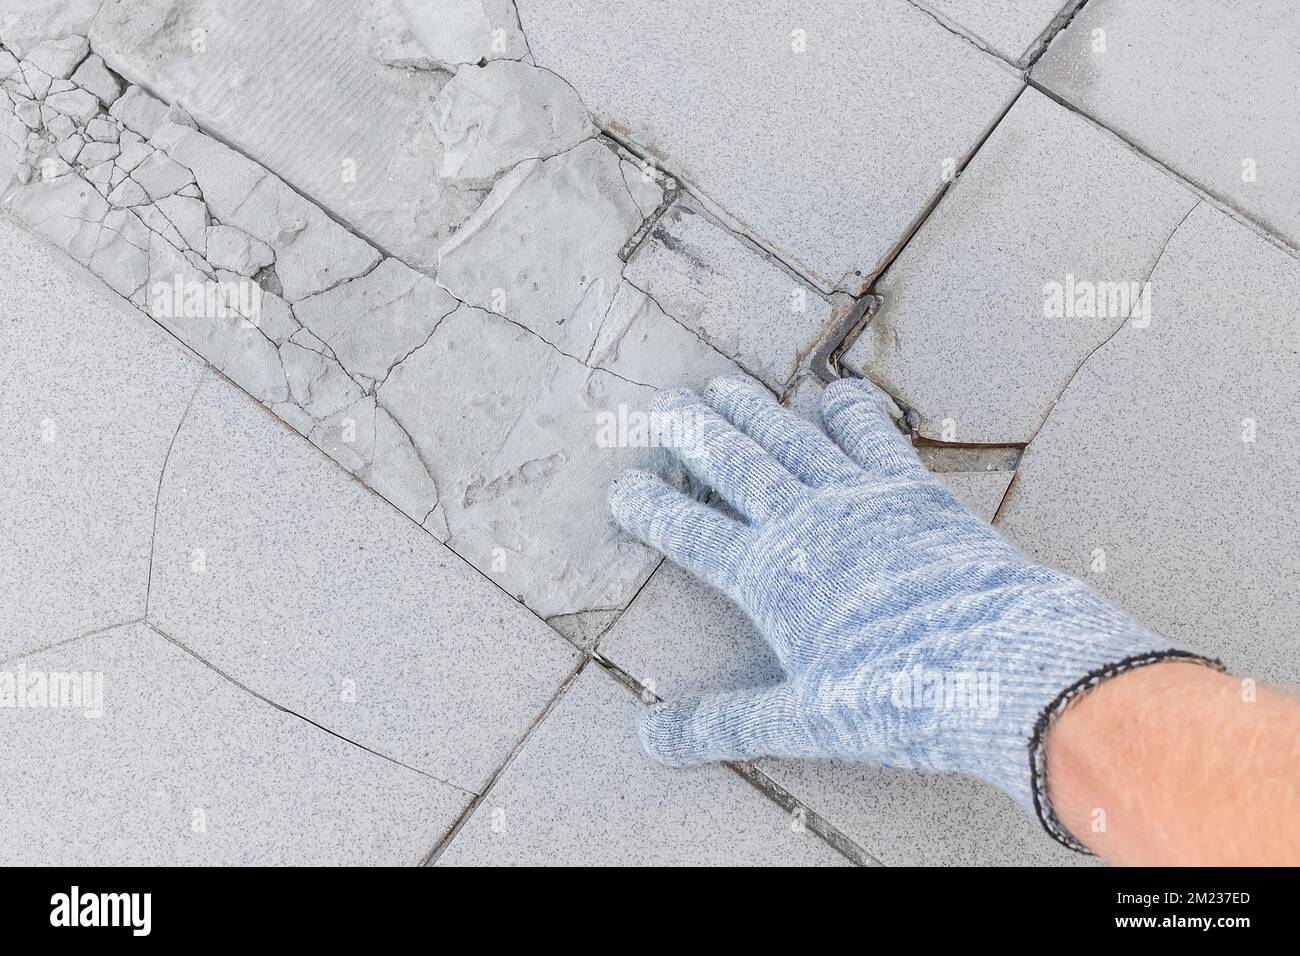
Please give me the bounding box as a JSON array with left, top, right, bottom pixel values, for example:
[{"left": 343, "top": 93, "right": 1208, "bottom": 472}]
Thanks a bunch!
[
  {"left": 436, "top": 139, "right": 641, "bottom": 360},
  {"left": 435, "top": 663, "right": 849, "bottom": 866},
  {"left": 377, "top": 303, "right": 662, "bottom": 619},
  {"left": 0, "top": 624, "right": 469, "bottom": 865},
  {"left": 89, "top": 0, "right": 482, "bottom": 270},
  {"left": 998, "top": 202, "right": 1300, "bottom": 687},
  {"left": 148, "top": 376, "right": 580, "bottom": 792},
  {"left": 1034, "top": 0, "right": 1300, "bottom": 250},
  {"left": 518, "top": 0, "right": 1020, "bottom": 293},
  {"left": 844, "top": 88, "right": 1197, "bottom": 443},
  {"left": 624, "top": 199, "right": 834, "bottom": 389},
  {"left": 0, "top": 212, "right": 204, "bottom": 657}
]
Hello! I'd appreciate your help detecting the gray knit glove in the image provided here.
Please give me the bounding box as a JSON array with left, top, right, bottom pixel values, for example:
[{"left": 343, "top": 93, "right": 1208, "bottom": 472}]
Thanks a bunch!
[{"left": 609, "top": 376, "right": 1217, "bottom": 851}]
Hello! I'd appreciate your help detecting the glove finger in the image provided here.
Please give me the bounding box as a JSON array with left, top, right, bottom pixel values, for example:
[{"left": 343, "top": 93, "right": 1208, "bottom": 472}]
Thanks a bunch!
[
  {"left": 609, "top": 468, "right": 748, "bottom": 595},
  {"left": 652, "top": 387, "right": 803, "bottom": 524},
  {"left": 702, "top": 376, "right": 861, "bottom": 487},
  {"left": 820, "top": 377, "right": 927, "bottom": 480},
  {"left": 640, "top": 684, "right": 804, "bottom": 766}
]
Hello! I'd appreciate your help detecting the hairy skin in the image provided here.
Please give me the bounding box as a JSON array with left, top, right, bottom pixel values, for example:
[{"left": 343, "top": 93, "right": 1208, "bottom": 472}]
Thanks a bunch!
[{"left": 1046, "top": 662, "right": 1300, "bottom": 865}]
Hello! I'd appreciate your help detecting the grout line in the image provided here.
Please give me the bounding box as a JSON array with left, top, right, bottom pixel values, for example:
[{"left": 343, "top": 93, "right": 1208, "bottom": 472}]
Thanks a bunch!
[
  {"left": 1020, "top": 0, "right": 1092, "bottom": 70},
  {"left": 730, "top": 763, "right": 882, "bottom": 867},
  {"left": 588, "top": 652, "right": 879, "bottom": 866},
  {"left": 419, "top": 655, "right": 589, "bottom": 865}
]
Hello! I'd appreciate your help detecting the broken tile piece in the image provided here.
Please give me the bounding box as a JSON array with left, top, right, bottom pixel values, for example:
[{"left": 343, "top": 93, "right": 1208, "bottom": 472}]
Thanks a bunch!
[
  {"left": 843, "top": 88, "right": 1198, "bottom": 444},
  {"left": 130, "top": 147, "right": 193, "bottom": 199},
  {"left": 108, "top": 84, "right": 167, "bottom": 137},
  {"left": 70, "top": 51, "right": 121, "bottom": 105},
  {"left": 156, "top": 193, "right": 207, "bottom": 253},
  {"left": 1035, "top": 0, "right": 1300, "bottom": 249},
  {"left": 43, "top": 86, "right": 96, "bottom": 124},
  {"left": 431, "top": 59, "right": 595, "bottom": 182},
  {"left": 518, "top": 0, "right": 1019, "bottom": 292},
  {"left": 378, "top": 303, "right": 660, "bottom": 619},
  {"left": 25, "top": 34, "right": 88, "bottom": 79},
  {"left": 620, "top": 158, "right": 664, "bottom": 218},
  {"left": 76, "top": 138, "right": 118, "bottom": 166},
  {"left": 624, "top": 199, "right": 834, "bottom": 389},
  {"left": 998, "top": 203, "right": 1300, "bottom": 687},
  {"left": 279, "top": 340, "right": 364, "bottom": 419},
  {"left": 106, "top": 174, "right": 147, "bottom": 206},
  {"left": 149, "top": 376, "right": 579, "bottom": 790},
  {"left": 293, "top": 257, "right": 458, "bottom": 383},
  {"left": 436, "top": 664, "right": 847, "bottom": 866},
  {"left": 84, "top": 115, "right": 118, "bottom": 142},
  {"left": 2, "top": 624, "right": 469, "bottom": 865},
  {"left": 437, "top": 139, "right": 642, "bottom": 359},
  {"left": 204, "top": 223, "right": 272, "bottom": 275}
]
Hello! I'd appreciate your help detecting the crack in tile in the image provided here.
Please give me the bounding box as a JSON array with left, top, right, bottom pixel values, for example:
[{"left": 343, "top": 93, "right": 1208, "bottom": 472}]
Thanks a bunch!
[{"left": 139, "top": 619, "right": 479, "bottom": 798}]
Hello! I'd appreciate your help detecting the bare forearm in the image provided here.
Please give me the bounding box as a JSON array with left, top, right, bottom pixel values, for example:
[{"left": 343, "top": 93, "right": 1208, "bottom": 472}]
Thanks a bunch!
[{"left": 1046, "top": 661, "right": 1300, "bottom": 865}]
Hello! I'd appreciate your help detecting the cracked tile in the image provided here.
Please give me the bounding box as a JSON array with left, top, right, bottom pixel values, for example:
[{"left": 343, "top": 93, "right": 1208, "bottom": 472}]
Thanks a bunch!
[
  {"left": 517, "top": 0, "right": 1020, "bottom": 293},
  {"left": 843, "top": 88, "right": 1198, "bottom": 444},
  {"left": 624, "top": 198, "right": 834, "bottom": 389},
  {"left": 436, "top": 664, "right": 848, "bottom": 865},
  {"left": 378, "top": 303, "right": 661, "bottom": 619},
  {"left": 148, "top": 375, "right": 581, "bottom": 792},
  {"left": 0, "top": 215, "right": 205, "bottom": 657},
  {"left": 436, "top": 138, "right": 642, "bottom": 360},
  {"left": 998, "top": 203, "right": 1300, "bottom": 687},
  {"left": 0, "top": 623, "right": 470, "bottom": 865},
  {"left": 90, "top": 0, "right": 485, "bottom": 270},
  {"left": 1035, "top": 0, "right": 1300, "bottom": 250}
]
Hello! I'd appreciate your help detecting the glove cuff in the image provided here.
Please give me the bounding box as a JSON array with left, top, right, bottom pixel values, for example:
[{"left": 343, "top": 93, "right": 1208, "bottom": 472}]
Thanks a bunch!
[{"left": 1026, "top": 648, "right": 1225, "bottom": 854}]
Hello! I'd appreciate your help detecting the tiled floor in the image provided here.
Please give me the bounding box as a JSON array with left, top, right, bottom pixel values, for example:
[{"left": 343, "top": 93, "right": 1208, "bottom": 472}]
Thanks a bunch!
[{"left": 3, "top": 0, "right": 1298, "bottom": 865}]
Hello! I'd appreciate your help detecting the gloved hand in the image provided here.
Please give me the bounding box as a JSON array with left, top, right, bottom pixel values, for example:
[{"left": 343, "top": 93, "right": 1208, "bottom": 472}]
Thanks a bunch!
[{"left": 608, "top": 376, "right": 1217, "bottom": 851}]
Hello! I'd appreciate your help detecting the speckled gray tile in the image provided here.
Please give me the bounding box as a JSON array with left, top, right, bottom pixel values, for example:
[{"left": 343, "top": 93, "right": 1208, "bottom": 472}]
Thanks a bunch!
[
  {"left": 148, "top": 374, "right": 581, "bottom": 793},
  {"left": 599, "top": 562, "right": 1082, "bottom": 865},
  {"left": 0, "top": 623, "right": 468, "bottom": 865},
  {"left": 0, "top": 213, "right": 205, "bottom": 657},
  {"left": 843, "top": 87, "right": 1198, "bottom": 444},
  {"left": 436, "top": 663, "right": 849, "bottom": 866},
  {"left": 921, "top": 0, "right": 1073, "bottom": 64},
  {"left": 1034, "top": 0, "right": 1300, "bottom": 249},
  {"left": 623, "top": 199, "right": 833, "bottom": 389},
  {"left": 517, "top": 0, "right": 1020, "bottom": 294},
  {"left": 998, "top": 202, "right": 1300, "bottom": 688}
]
